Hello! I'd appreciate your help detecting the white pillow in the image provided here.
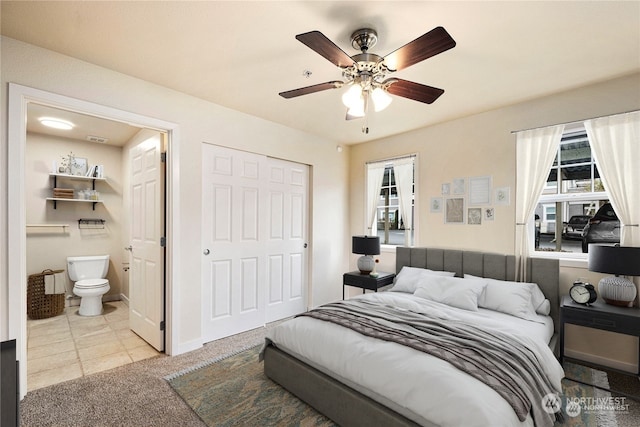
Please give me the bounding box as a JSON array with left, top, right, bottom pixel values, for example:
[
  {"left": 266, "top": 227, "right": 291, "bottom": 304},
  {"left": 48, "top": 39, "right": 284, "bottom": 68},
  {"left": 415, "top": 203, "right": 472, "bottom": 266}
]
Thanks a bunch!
[
  {"left": 465, "top": 274, "right": 545, "bottom": 320},
  {"left": 391, "top": 266, "right": 456, "bottom": 294},
  {"left": 465, "top": 274, "right": 551, "bottom": 316},
  {"left": 414, "top": 276, "right": 487, "bottom": 311}
]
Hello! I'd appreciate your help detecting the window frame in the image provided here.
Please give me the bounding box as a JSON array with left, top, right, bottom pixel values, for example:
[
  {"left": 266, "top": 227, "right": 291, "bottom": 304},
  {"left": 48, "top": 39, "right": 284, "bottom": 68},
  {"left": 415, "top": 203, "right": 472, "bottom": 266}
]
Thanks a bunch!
[
  {"left": 365, "top": 155, "right": 417, "bottom": 249},
  {"left": 530, "top": 125, "right": 611, "bottom": 260}
]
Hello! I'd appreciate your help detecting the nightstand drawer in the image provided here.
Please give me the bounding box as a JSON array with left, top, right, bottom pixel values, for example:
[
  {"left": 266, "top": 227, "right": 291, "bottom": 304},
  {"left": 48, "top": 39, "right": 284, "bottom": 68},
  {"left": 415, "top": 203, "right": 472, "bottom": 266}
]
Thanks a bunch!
[{"left": 562, "top": 307, "right": 640, "bottom": 335}]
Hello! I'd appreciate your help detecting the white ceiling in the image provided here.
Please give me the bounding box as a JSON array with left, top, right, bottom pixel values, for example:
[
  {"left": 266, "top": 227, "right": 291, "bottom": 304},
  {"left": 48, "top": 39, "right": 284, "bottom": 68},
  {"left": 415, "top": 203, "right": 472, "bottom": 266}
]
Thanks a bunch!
[
  {"left": 27, "top": 104, "right": 142, "bottom": 146},
  {"left": 3, "top": 1, "right": 639, "bottom": 145}
]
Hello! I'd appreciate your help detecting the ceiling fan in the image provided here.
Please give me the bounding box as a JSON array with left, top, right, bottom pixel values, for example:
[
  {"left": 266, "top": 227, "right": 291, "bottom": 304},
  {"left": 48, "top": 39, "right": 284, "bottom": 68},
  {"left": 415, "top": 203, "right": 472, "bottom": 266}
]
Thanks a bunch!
[{"left": 279, "top": 27, "right": 456, "bottom": 133}]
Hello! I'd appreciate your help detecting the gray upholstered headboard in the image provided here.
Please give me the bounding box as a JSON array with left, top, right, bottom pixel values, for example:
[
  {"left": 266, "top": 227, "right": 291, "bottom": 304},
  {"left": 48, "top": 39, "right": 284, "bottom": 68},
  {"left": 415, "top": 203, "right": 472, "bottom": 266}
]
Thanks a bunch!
[{"left": 395, "top": 247, "right": 560, "bottom": 334}]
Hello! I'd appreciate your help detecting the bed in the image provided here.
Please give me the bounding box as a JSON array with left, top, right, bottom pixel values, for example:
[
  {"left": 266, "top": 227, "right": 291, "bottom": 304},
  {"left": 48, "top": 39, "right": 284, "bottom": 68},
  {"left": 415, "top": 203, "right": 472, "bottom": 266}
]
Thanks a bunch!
[{"left": 262, "top": 247, "right": 563, "bottom": 427}]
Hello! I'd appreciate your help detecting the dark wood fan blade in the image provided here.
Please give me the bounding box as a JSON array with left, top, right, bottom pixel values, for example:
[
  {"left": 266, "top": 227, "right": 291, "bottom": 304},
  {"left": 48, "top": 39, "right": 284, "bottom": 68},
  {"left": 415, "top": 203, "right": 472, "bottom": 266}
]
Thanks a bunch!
[
  {"left": 383, "top": 27, "right": 456, "bottom": 72},
  {"left": 385, "top": 79, "right": 444, "bottom": 104},
  {"left": 279, "top": 81, "right": 343, "bottom": 99},
  {"left": 296, "top": 31, "right": 355, "bottom": 68}
]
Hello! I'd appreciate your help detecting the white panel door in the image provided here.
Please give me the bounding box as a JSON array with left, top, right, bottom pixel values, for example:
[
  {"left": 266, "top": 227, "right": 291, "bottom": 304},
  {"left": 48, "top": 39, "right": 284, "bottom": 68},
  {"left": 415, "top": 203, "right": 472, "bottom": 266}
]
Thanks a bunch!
[
  {"left": 129, "top": 135, "right": 164, "bottom": 351},
  {"left": 265, "top": 157, "right": 309, "bottom": 322},
  {"left": 202, "top": 144, "right": 267, "bottom": 342}
]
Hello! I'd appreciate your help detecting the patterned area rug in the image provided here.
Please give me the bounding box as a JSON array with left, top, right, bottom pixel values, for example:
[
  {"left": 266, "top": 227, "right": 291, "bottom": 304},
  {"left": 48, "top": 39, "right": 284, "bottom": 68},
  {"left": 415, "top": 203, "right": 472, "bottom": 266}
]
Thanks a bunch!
[
  {"left": 167, "top": 346, "right": 639, "bottom": 427},
  {"left": 166, "top": 345, "right": 335, "bottom": 427},
  {"left": 559, "top": 361, "right": 640, "bottom": 427}
]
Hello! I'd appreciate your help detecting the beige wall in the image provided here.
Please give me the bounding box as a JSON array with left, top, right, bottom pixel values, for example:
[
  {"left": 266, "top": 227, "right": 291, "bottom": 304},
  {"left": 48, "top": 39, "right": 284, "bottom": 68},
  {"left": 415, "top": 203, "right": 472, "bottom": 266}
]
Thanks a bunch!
[
  {"left": 350, "top": 72, "right": 640, "bottom": 372},
  {"left": 25, "top": 132, "right": 125, "bottom": 301},
  {"left": 1, "top": 36, "right": 350, "bottom": 354}
]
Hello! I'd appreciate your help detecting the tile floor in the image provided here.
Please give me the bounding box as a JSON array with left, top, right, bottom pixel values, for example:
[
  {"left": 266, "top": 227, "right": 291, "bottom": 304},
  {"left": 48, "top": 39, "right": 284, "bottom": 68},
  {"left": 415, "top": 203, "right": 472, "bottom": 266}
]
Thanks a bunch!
[{"left": 27, "top": 300, "right": 160, "bottom": 392}]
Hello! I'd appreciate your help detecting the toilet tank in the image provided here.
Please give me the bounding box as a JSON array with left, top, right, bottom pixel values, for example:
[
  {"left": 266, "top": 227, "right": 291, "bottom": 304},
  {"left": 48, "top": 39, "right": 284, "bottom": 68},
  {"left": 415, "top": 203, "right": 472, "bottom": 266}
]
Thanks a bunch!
[{"left": 67, "top": 255, "right": 110, "bottom": 281}]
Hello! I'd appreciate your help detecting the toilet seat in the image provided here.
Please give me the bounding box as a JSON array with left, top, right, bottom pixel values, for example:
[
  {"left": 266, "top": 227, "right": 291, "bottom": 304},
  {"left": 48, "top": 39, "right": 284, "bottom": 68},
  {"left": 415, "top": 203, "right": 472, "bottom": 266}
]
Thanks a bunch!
[{"left": 74, "top": 279, "right": 109, "bottom": 289}]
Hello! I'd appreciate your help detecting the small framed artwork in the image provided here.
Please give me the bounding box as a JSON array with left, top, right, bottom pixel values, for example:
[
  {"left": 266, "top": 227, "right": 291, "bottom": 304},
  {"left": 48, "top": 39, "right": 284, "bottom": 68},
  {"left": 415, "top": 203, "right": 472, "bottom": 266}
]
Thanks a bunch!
[
  {"left": 441, "top": 183, "right": 450, "bottom": 195},
  {"left": 453, "top": 178, "right": 465, "bottom": 195},
  {"left": 468, "top": 208, "right": 482, "bottom": 225},
  {"left": 469, "top": 176, "right": 491, "bottom": 206},
  {"left": 71, "top": 157, "right": 88, "bottom": 176},
  {"left": 494, "top": 187, "right": 511, "bottom": 205},
  {"left": 445, "top": 197, "right": 465, "bottom": 224},
  {"left": 430, "top": 197, "right": 443, "bottom": 213},
  {"left": 484, "top": 207, "right": 495, "bottom": 221}
]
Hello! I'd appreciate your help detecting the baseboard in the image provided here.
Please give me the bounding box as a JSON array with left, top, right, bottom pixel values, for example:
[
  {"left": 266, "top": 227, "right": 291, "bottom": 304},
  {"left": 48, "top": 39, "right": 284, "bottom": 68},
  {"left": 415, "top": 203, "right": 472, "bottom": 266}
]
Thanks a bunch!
[
  {"left": 173, "top": 338, "right": 203, "bottom": 355},
  {"left": 119, "top": 294, "right": 129, "bottom": 306},
  {"left": 565, "top": 348, "right": 638, "bottom": 374}
]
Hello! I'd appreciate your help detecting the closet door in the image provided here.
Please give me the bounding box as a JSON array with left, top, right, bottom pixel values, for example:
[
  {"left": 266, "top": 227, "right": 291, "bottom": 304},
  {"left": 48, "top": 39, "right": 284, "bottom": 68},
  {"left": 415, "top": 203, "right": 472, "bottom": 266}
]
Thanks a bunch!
[
  {"left": 265, "top": 157, "right": 309, "bottom": 322},
  {"left": 201, "top": 145, "right": 309, "bottom": 343},
  {"left": 202, "top": 144, "right": 267, "bottom": 342}
]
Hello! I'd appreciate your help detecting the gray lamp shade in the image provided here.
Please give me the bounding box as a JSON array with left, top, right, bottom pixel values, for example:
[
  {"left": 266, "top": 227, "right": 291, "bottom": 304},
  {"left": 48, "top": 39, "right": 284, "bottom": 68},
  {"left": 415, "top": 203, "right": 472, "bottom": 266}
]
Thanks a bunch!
[
  {"left": 352, "top": 236, "right": 381, "bottom": 255},
  {"left": 588, "top": 245, "right": 640, "bottom": 307},
  {"left": 588, "top": 245, "right": 640, "bottom": 276}
]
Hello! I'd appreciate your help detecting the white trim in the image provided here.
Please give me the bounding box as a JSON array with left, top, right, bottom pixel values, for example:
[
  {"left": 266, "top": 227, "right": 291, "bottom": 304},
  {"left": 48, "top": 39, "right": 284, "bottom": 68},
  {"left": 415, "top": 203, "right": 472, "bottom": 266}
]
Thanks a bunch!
[
  {"left": 7, "top": 83, "right": 182, "bottom": 398},
  {"left": 564, "top": 349, "right": 637, "bottom": 374}
]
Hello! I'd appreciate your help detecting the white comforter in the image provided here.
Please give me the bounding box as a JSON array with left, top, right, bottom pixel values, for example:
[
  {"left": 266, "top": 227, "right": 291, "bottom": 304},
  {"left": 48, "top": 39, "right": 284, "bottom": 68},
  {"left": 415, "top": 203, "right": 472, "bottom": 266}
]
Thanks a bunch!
[{"left": 267, "top": 292, "right": 564, "bottom": 427}]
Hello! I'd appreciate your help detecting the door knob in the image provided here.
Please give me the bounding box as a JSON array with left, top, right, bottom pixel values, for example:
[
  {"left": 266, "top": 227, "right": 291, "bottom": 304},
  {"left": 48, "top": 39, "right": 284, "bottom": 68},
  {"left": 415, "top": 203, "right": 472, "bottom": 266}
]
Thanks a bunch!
[{"left": 203, "top": 249, "right": 210, "bottom": 255}]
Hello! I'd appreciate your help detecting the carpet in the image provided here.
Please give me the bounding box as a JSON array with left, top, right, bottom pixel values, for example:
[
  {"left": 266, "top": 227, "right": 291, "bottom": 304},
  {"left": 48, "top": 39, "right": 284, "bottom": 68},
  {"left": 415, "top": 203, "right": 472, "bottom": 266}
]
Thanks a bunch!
[
  {"left": 168, "top": 348, "right": 640, "bottom": 427},
  {"left": 559, "top": 361, "right": 640, "bottom": 427},
  {"left": 166, "top": 345, "right": 335, "bottom": 427}
]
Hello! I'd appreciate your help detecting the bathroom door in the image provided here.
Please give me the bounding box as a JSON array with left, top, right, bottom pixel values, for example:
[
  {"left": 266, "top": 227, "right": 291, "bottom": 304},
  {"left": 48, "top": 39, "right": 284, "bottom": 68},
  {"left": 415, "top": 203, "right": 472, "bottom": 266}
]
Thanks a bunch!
[{"left": 128, "top": 134, "right": 165, "bottom": 351}]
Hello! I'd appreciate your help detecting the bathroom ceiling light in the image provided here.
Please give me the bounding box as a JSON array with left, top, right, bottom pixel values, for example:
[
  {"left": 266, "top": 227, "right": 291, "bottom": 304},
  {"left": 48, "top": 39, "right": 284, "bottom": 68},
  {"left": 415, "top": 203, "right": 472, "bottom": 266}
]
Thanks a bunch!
[{"left": 39, "top": 117, "right": 74, "bottom": 130}]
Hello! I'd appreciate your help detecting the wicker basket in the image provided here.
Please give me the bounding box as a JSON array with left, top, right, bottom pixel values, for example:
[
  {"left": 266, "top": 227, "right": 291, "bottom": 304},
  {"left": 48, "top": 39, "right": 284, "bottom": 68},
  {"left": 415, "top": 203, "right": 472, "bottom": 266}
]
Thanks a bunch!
[{"left": 27, "top": 269, "right": 66, "bottom": 319}]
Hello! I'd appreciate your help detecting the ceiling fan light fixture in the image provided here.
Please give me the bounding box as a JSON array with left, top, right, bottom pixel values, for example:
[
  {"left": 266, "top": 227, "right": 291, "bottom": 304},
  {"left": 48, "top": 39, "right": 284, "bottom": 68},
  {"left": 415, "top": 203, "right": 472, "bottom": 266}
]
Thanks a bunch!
[
  {"left": 341, "top": 84, "right": 363, "bottom": 109},
  {"left": 347, "top": 104, "right": 366, "bottom": 119},
  {"left": 371, "top": 87, "right": 392, "bottom": 112}
]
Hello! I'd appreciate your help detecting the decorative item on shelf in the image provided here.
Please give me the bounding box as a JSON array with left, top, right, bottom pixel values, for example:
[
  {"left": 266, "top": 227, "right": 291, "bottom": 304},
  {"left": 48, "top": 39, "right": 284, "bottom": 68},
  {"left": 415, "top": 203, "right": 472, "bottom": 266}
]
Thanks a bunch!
[
  {"left": 370, "top": 259, "right": 380, "bottom": 278},
  {"left": 58, "top": 151, "right": 75, "bottom": 175},
  {"left": 569, "top": 280, "right": 597, "bottom": 305},
  {"left": 52, "top": 188, "right": 74, "bottom": 199},
  {"left": 588, "top": 244, "right": 640, "bottom": 307},
  {"left": 352, "top": 235, "right": 380, "bottom": 274}
]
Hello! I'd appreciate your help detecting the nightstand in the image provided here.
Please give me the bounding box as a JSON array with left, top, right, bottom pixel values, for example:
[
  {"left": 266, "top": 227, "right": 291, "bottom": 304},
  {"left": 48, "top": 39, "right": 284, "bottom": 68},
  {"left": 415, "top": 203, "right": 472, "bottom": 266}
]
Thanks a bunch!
[
  {"left": 343, "top": 271, "right": 395, "bottom": 300},
  {"left": 560, "top": 295, "right": 640, "bottom": 375}
]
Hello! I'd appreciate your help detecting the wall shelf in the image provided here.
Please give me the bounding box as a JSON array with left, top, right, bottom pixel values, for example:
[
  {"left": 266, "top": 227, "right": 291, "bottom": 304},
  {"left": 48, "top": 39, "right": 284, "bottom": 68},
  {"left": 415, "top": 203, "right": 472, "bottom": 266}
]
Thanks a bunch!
[
  {"left": 48, "top": 173, "right": 106, "bottom": 210},
  {"left": 49, "top": 173, "right": 106, "bottom": 182}
]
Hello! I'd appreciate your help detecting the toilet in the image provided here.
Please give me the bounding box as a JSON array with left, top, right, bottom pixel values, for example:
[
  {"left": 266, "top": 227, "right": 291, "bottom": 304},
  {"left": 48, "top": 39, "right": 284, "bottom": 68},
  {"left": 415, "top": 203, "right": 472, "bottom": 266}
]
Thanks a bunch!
[{"left": 67, "top": 255, "right": 110, "bottom": 316}]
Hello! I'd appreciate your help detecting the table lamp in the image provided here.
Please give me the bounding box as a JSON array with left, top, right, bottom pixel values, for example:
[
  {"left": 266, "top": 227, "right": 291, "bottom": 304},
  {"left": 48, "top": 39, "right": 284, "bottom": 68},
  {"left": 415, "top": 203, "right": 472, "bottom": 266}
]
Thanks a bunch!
[
  {"left": 588, "top": 244, "right": 640, "bottom": 307},
  {"left": 352, "top": 235, "right": 380, "bottom": 274}
]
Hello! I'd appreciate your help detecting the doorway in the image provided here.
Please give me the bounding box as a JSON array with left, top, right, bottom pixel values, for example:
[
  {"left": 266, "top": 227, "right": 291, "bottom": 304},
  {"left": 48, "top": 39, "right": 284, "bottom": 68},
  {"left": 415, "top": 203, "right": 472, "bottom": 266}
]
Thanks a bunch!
[{"left": 8, "top": 83, "right": 180, "bottom": 398}]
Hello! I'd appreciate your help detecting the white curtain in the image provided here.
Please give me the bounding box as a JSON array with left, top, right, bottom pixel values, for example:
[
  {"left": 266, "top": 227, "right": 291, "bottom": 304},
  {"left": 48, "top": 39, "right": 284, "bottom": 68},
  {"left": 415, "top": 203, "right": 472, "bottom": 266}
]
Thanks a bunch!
[
  {"left": 366, "top": 161, "right": 386, "bottom": 234},
  {"left": 393, "top": 157, "right": 415, "bottom": 247},
  {"left": 585, "top": 111, "right": 640, "bottom": 246},
  {"left": 515, "top": 124, "right": 565, "bottom": 280}
]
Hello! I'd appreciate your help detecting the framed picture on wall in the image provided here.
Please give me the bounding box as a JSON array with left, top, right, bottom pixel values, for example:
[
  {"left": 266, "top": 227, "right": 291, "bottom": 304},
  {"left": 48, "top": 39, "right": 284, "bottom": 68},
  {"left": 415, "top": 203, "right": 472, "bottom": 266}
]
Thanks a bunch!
[
  {"left": 485, "top": 207, "right": 495, "bottom": 221},
  {"left": 468, "top": 208, "right": 482, "bottom": 225},
  {"left": 430, "top": 197, "right": 443, "bottom": 213},
  {"left": 494, "top": 187, "right": 511, "bottom": 205},
  {"left": 445, "top": 198, "right": 465, "bottom": 224}
]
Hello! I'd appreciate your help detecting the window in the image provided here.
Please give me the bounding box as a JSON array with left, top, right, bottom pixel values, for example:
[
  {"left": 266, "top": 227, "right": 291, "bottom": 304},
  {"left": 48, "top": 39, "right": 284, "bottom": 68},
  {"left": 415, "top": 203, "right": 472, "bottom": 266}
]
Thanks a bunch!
[
  {"left": 533, "top": 127, "right": 618, "bottom": 254},
  {"left": 366, "top": 157, "right": 416, "bottom": 246}
]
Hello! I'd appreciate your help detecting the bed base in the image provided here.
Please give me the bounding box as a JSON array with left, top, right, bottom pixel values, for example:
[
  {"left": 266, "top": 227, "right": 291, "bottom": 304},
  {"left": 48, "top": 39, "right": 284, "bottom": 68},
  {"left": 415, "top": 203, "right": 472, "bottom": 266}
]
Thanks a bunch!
[{"left": 263, "top": 344, "right": 425, "bottom": 427}]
